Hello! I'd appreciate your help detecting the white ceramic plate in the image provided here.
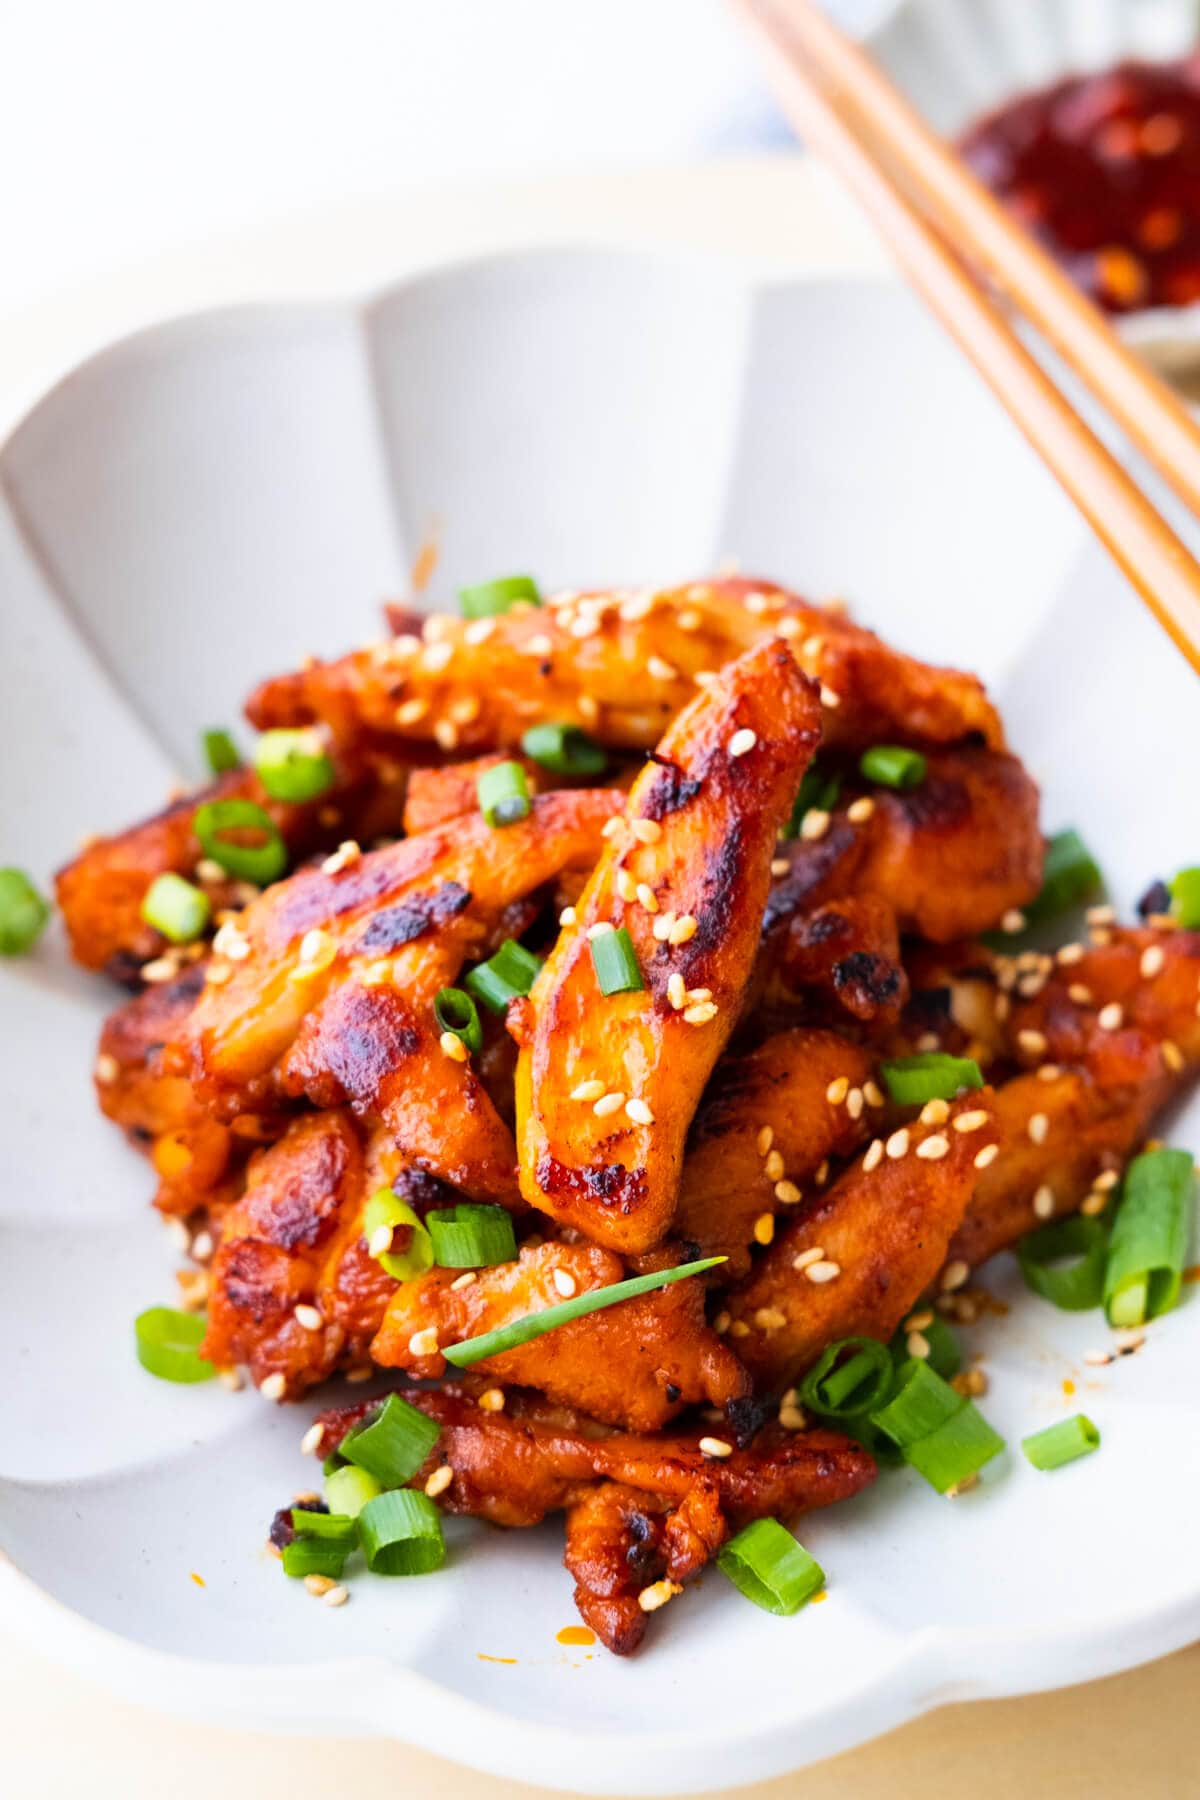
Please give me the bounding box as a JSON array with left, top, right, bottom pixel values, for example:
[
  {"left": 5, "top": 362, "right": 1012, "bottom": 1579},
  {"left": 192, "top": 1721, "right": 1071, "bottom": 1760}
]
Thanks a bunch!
[{"left": 1, "top": 248, "right": 1198, "bottom": 1796}]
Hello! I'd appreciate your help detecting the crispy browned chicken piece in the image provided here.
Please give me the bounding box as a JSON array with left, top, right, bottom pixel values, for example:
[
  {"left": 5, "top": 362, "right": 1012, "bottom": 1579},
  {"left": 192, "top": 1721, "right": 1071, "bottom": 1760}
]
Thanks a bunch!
[
  {"left": 765, "top": 747, "right": 1043, "bottom": 944},
  {"left": 56, "top": 751, "right": 409, "bottom": 980},
  {"left": 370, "top": 1241, "right": 749, "bottom": 1431},
  {"left": 765, "top": 896, "right": 909, "bottom": 1028},
  {"left": 676, "top": 1029, "right": 878, "bottom": 1276},
  {"left": 725, "top": 1093, "right": 996, "bottom": 1389},
  {"left": 169, "top": 789, "right": 620, "bottom": 1203},
  {"left": 312, "top": 1384, "right": 875, "bottom": 1653},
  {"left": 513, "top": 640, "right": 822, "bottom": 1253},
  {"left": 246, "top": 576, "right": 1001, "bottom": 761},
  {"left": 947, "top": 925, "right": 1200, "bottom": 1271}
]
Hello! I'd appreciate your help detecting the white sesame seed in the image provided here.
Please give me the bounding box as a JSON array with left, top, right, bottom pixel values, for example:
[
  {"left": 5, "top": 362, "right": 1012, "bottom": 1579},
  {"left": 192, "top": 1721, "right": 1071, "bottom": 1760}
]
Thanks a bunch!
[
  {"left": 439, "top": 1030, "right": 469, "bottom": 1063},
  {"left": 863, "top": 1085, "right": 885, "bottom": 1114},
  {"left": 728, "top": 728, "right": 757, "bottom": 758},
  {"left": 1083, "top": 1349, "right": 1113, "bottom": 1367},
  {"left": 907, "top": 1330, "right": 931, "bottom": 1359},
  {"left": 799, "top": 633, "right": 825, "bottom": 660},
  {"left": 775, "top": 1179, "right": 802, "bottom": 1204},
  {"left": 805, "top": 1260, "right": 842, "bottom": 1284},
  {"left": 1032, "top": 1185, "right": 1055, "bottom": 1220},
  {"left": 776, "top": 615, "right": 802, "bottom": 639},
  {"left": 477, "top": 1387, "right": 506, "bottom": 1412},
  {"left": 769, "top": 857, "right": 791, "bottom": 877},
  {"left": 819, "top": 684, "right": 841, "bottom": 709},
  {"left": 916, "top": 1134, "right": 950, "bottom": 1161},
  {"left": 140, "top": 956, "right": 178, "bottom": 984},
  {"left": 631, "top": 818, "right": 662, "bottom": 844},
  {"left": 667, "top": 972, "right": 687, "bottom": 1010},
  {"left": 464, "top": 617, "right": 495, "bottom": 645},
  {"left": 449, "top": 1271, "right": 477, "bottom": 1291},
  {"left": 800, "top": 808, "right": 830, "bottom": 841},
  {"left": 559, "top": 906, "right": 577, "bottom": 927},
  {"left": 552, "top": 1268, "right": 577, "bottom": 1298},
  {"left": 616, "top": 869, "right": 636, "bottom": 902},
  {"left": 638, "top": 1578, "right": 682, "bottom": 1613},
  {"left": 586, "top": 921, "right": 614, "bottom": 940},
  {"left": 863, "top": 1139, "right": 884, "bottom": 1172},
  {"left": 626, "top": 1097, "right": 654, "bottom": 1126},
  {"left": 368, "top": 1223, "right": 394, "bottom": 1257},
  {"left": 1001, "top": 909, "right": 1027, "bottom": 934},
  {"left": 846, "top": 795, "right": 875, "bottom": 824},
  {"left": 756, "top": 1126, "right": 775, "bottom": 1156},
  {"left": 1056, "top": 943, "right": 1085, "bottom": 965},
  {"left": 294, "top": 1304, "right": 323, "bottom": 1331},
  {"left": 636, "top": 882, "right": 659, "bottom": 914},
  {"left": 94, "top": 1052, "right": 120, "bottom": 1085},
  {"left": 940, "top": 1259, "right": 971, "bottom": 1292},
  {"left": 920, "top": 1098, "right": 950, "bottom": 1126},
  {"left": 525, "top": 633, "right": 553, "bottom": 657},
  {"left": 698, "top": 1436, "right": 733, "bottom": 1459},
  {"left": 1141, "top": 944, "right": 1166, "bottom": 979},
  {"left": 713, "top": 1309, "right": 731, "bottom": 1335},
  {"left": 1068, "top": 983, "right": 1093, "bottom": 1005},
  {"left": 424, "top": 1464, "right": 454, "bottom": 1499},
  {"left": 1037, "top": 1063, "right": 1061, "bottom": 1081},
  {"left": 1017, "top": 1029, "right": 1048, "bottom": 1058},
  {"left": 571, "top": 1078, "right": 605, "bottom": 1102},
  {"left": 1028, "top": 1112, "right": 1049, "bottom": 1145},
  {"left": 792, "top": 1246, "right": 825, "bottom": 1272},
  {"left": 753, "top": 1214, "right": 775, "bottom": 1247},
  {"left": 826, "top": 1076, "right": 850, "bottom": 1105},
  {"left": 1095, "top": 1169, "right": 1120, "bottom": 1191},
  {"left": 259, "top": 1373, "right": 286, "bottom": 1402},
  {"left": 669, "top": 914, "right": 698, "bottom": 946},
  {"left": 973, "top": 1142, "right": 1000, "bottom": 1171},
  {"left": 1086, "top": 905, "right": 1115, "bottom": 926},
  {"left": 323, "top": 1584, "right": 349, "bottom": 1608},
  {"left": 694, "top": 670, "right": 719, "bottom": 689},
  {"left": 408, "top": 1327, "right": 440, "bottom": 1357},
  {"left": 1097, "top": 1002, "right": 1124, "bottom": 1031},
  {"left": 677, "top": 608, "right": 703, "bottom": 632},
  {"left": 1162, "top": 1040, "right": 1185, "bottom": 1072},
  {"left": 764, "top": 1148, "right": 785, "bottom": 1180},
  {"left": 886, "top": 1128, "right": 910, "bottom": 1160},
  {"left": 593, "top": 1091, "right": 626, "bottom": 1118},
  {"left": 304, "top": 1574, "right": 336, "bottom": 1597},
  {"left": 601, "top": 817, "right": 624, "bottom": 841},
  {"left": 683, "top": 1001, "right": 718, "bottom": 1025},
  {"left": 421, "top": 640, "right": 453, "bottom": 673},
  {"left": 846, "top": 1086, "right": 864, "bottom": 1120},
  {"left": 647, "top": 655, "right": 678, "bottom": 682},
  {"left": 916, "top": 1032, "right": 941, "bottom": 1053},
  {"left": 953, "top": 1110, "right": 989, "bottom": 1134},
  {"left": 1080, "top": 1191, "right": 1108, "bottom": 1217},
  {"left": 299, "top": 927, "right": 332, "bottom": 966},
  {"left": 300, "top": 1422, "right": 325, "bottom": 1456}
]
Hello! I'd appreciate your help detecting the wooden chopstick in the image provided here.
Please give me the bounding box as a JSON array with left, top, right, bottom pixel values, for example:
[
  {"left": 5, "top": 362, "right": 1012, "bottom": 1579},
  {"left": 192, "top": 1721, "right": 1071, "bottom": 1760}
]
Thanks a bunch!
[{"left": 735, "top": 0, "right": 1200, "bottom": 679}]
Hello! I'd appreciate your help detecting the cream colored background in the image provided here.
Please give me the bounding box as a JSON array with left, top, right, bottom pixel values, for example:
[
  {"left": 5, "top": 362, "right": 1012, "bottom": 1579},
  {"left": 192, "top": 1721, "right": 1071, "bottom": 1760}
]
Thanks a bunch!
[{"left": 2, "top": 158, "right": 1193, "bottom": 1797}]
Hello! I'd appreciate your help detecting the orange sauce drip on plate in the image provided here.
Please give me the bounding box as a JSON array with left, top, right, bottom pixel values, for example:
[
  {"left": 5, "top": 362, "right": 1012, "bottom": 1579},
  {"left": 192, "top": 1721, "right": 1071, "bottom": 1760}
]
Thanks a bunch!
[{"left": 556, "top": 1626, "right": 596, "bottom": 1647}]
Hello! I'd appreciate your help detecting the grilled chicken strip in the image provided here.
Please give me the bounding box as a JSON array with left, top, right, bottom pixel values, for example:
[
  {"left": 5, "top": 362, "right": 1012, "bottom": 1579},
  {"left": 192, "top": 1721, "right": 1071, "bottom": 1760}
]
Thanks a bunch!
[
  {"left": 677, "top": 1028, "right": 878, "bottom": 1276},
  {"left": 311, "top": 1384, "right": 875, "bottom": 1653},
  {"left": 765, "top": 747, "right": 1042, "bottom": 944},
  {"left": 514, "top": 640, "right": 821, "bottom": 1253},
  {"left": 370, "top": 1241, "right": 749, "bottom": 1431},
  {"left": 726, "top": 1093, "right": 995, "bottom": 1389},
  {"left": 169, "top": 789, "right": 620, "bottom": 1202},
  {"left": 56, "top": 750, "right": 409, "bottom": 980},
  {"left": 246, "top": 576, "right": 1001, "bottom": 761}
]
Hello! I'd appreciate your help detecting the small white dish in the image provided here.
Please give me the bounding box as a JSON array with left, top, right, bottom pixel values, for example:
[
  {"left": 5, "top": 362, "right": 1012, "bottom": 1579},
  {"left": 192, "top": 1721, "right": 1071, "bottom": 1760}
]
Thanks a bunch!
[{"left": 0, "top": 246, "right": 1197, "bottom": 1796}]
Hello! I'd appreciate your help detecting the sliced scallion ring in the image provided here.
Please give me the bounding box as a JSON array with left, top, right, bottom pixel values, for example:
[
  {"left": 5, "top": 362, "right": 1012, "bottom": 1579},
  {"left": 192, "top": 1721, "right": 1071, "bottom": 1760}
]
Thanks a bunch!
[
  {"left": 879, "top": 1053, "right": 982, "bottom": 1106},
  {"left": 590, "top": 924, "right": 644, "bottom": 996},
  {"left": 290, "top": 1509, "right": 356, "bottom": 1548},
  {"left": 281, "top": 1537, "right": 350, "bottom": 1579},
  {"left": 1018, "top": 1214, "right": 1108, "bottom": 1312},
  {"left": 799, "top": 1337, "right": 894, "bottom": 1418},
  {"left": 520, "top": 723, "right": 606, "bottom": 776},
  {"left": 202, "top": 727, "right": 241, "bottom": 774},
  {"left": 433, "top": 986, "right": 482, "bottom": 1054},
  {"left": 324, "top": 1464, "right": 383, "bottom": 1519},
  {"left": 193, "top": 798, "right": 287, "bottom": 885},
  {"left": 363, "top": 1187, "right": 434, "bottom": 1282},
  {"left": 1022, "top": 1415, "right": 1101, "bottom": 1471},
  {"left": 140, "top": 872, "right": 211, "bottom": 944},
  {"left": 1169, "top": 866, "right": 1200, "bottom": 928},
  {"left": 134, "top": 1306, "right": 216, "bottom": 1384},
  {"left": 254, "top": 729, "right": 335, "bottom": 804},
  {"left": 464, "top": 939, "right": 544, "bottom": 1014},
  {"left": 1024, "top": 828, "right": 1102, "bottom": 926},
  {"left": 716, "top": 1518, "right": 825, "bottom": 1615},
  {"left": 427, "top": 1203, "right": 517, "bottom": 1268},
  {"left": 870, "top": 1358, "right": 1004, "bottom": 1494},
  {"left": 859, "top": 745, "right": 927, "bottom": 790},
  {"left": 358, "top": 1488, "right": 446, "bottom": 1575},
  {"left": 458, "top": 575, "right": 541, "bottom": 620},
  {"left": 0, "top": 868, "right": 51, "bottom": 956},
  {"left": 477, "top": 759, "right": 532, "bottom": 828},
  {"left": 339, "top": 1393, "right": 441, "bottom": 1489},
  {"left": 1103, "top": 1147, "right": 1194, "bottom": 1327}
]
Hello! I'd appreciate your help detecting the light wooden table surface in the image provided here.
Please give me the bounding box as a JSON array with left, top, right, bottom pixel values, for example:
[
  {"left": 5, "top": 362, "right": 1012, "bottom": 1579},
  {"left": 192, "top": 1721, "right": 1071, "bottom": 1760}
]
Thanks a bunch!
[{"left": 2, "top": 155, "right": 1193, "bottom": 1799}]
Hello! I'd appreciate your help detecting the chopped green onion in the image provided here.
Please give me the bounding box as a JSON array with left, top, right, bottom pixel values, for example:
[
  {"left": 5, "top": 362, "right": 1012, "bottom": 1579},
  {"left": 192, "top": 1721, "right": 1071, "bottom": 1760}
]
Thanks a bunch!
[
  {"left": 0, "top": 868, "right": 51, "bottom": 956},
  {"left": 363, "top": 1187, "right": 434, "bottom": 1282},
  {"left": 442, "top": 1255, "right": 725, "bottom": 1368},
  {"left": 716, "top": 1518, "right": 825, "bottom": 1615},
  {"left": 290, "top": 1509, "right": 356, "bottom": 1548},
  {"left": 1018, "top": 1215, "right": 1108, "bottom": 1311},
  {"left": 433, "top": 986, "right": 482, "bottom": 1054},
  {"left": 477, "top": 760, "right": 531, "bottom": 828},
  {"left": 427, "top": 1203, "right": 517, "bottom": 1268},
  {"left": 859, "top": 745, "right": 927, "bottom": 791},
  {"left": 1022, "top": 1415, "right": 1101, "bottom": 1472},
  {"left": 799, "top": 1337, "right": 894, "bottom": 1418},
  {"left": 358, "top": 1488, "right": 446, "bottom": 1575},
  {"left": 253, "top": 729, "right": 335, "bottom": 804},
  {"left": 520, "top": 723, "right": 607, "bottom": 776},
  {"left": 892, "top": 1314, "right": 961, "bottom": 1380},
  {"left": 193, "top": 798, "right": 287, "bottom": 885},
  {"left": 880, "top": 1053, "right": 983, "bottom": 1106},
  {"left": 1103, "top": 1147, "right": 1194, "bottom": 1327},
  {"left": 871, "top": 1358, "right": 1005, "bottom": 1494},
  {"left": 464, "top": 939, "right": 544, "bottom": 1013},
  {"left": 324, "top": 1464, "right": 382, "bottom": 1519},
  {"left": 1169, "top": 867, "right": 1200, "bottom": 929},
  {"left": 458, "top": 574, "right": 541, "bottom": 620},
  {"left": 134, "top": 1306, "right": 216, "bottom": 1384},
  {"left": 339, "top": 1393, "right": 441, "bottom": 1488},
  {"left": 589, "top": 924, "right": 644, "bottom": 996},
  {"left": 1024, "top": 828, "right": 1103, "bottom": 926},
  {"left": 140, "top": 872, "right": 211, "bottom": 944},
  {"left": 785, "top": 764, "right": 841, "bottom": 836},
  {"left": 281, "top": 1536, "right": 350, "bottom": 1579},
  {"left": 202, "top": 727, "right": 241, "bottom": 774}
]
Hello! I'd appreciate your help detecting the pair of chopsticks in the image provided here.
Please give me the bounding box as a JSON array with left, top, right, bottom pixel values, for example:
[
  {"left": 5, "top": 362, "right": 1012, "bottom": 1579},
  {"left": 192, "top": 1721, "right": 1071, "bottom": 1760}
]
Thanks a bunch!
[{"left": 736, "top": 0, "right": 1200, "bottom": 678}]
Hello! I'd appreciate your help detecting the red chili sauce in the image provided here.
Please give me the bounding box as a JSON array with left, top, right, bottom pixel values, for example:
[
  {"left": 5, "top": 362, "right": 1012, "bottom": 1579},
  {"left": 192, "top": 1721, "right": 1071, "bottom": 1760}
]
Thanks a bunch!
[{"left": 959, "top": 57, "right": 1200, "bottom": 312}]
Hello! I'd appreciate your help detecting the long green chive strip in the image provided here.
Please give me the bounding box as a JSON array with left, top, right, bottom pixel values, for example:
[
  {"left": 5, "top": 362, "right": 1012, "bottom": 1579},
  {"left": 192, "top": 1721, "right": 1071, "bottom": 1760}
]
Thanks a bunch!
[
  {"left": 254, "top": 729, "right": 335, "bottom": 804},
  {"left": 590, "top": 924, "right": 644, "bottom": 996},
  {"left": 458, "top": 575, "right": 541, "bottom": 620},
  {"left": 339, "top": 1393, "right": 441, "bottom": 1488},
  {"left": 1024, "top": 828, "right": 1103, "bottom": 927},
  {"left": 880, "top": 1053, "right": 983, "bottom": 1106},
  {"left": 716, "top": 1518, "right": 825, "bottom": 1615},
  {"left": 281, "top": 1536, "right": 351, "bottom": 1580},
  {"left": 324, "top": 1464, "right": 382, "bottom": 1518},
  {"left": 363, "top": 1188, "right": 434, "bottom": 1282},
  {"left": 871, "top": 1358, "right": 1005, "bottom": 1494},
  {"left": 891, "top": 1314, "right": 961, "bottom": 1380},
  {"left": 427, "top": 1204, "right": 517, "bottom": 1269},
  {"left": 859, "top": 745, "right": 927, "bottom": 791},
  {"left": 140, "top": 872, "right": 211, "bottom": 944},
  {"left": 202, "top": 727, "right": 241, "bottom": 774},
  {"left": 433, "top": 986, "right": 483, "bottom": 1054},
  {"left": 443, "top": 1255, "right": 726, "bottom": 1368},
  {"left": 464, "top": 939, "right": 544, "bottom": 1014},
  {"left": 799, "top": 1337, "right": 894, "bottom": 1418},
  {"left": 785, "top": 765, "right": 841, "bottom": 837},
  {"left": 1169, "top": 867, "right": 1200, "bottom": 928},
  {"left": 0, "top": 868, "right": 51, "bottom": 956},
  {"left": 1018, "top": 1215, "right": 1109, "bottom": 1312},
  {"left": 358, "top": 1488, "right": 446, "bottom": 1575},
  {"left": 477, "top": 759, "right": 532, "bottom": 828},
  {"left": 1022, "top": 1415, "right": 1101, "bottom": 1472},
  {"left": 193, "top": 798, "right": 287, "bottom": 885},
  {"left": 1103, "top": 1147, "right": 1195, "bottom": 1327},
  {"left": 290, "top": 1509, "right": 357, "bottom": 1548},
  {"left": 134, "top": 1306, "right": 216, "bottom": 1384},
  {"left": 520, "top": 723, "right": 606, "bottom": 776}
]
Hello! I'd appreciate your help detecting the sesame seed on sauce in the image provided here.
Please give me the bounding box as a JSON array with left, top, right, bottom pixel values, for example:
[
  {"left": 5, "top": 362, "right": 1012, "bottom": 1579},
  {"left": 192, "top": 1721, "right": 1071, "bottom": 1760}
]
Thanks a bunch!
[
  {"left": 559, "top": 906, "right": 577, "bottom": 927},
  {"left": 553, "top": 1268, "right": 578, "bottom": 1298},
  {"left": 1141, "top": 944, "right": 1166, "bottom": 978},
  {"left": 826, "top": 1076, "right": 850, "bottom": 1105},
  {"left": 636, "top": 882, "right": 659, "bottom": 914},
  {"left": 846, "top": 1087, "right": 864, "bottom": 1121},
  {"left": 953, "top": 1110, "right": 989, "bottom": 1134},
  {"left": 819, "top": 684, "right": 841, "bottom": 709},
  {"left": 260, "top": 1373, "right": 286, "bottom": 1402},
  {"left": 800, "top": 808, "right": 831, "bottom": 841},
  {"left": 940, "top": 1259, "right": 970, "bottom": 1292},
  {"left": 1028, "top": 1112, "right": 1050, "bottom": 1145},
  {"left": 886, "top": 1128, "right": 910, "bottom": 1160},
  {"left": 646, "top": 655, "right": 678, "bottom": 682},
  {"left": 424, "top": 1465, "right": 454, "bottom": 1498},
  {"left": 631, "top": 818, "right": 662, "bottom": 844},
  {"left": 907, "top": 1330, "right": 931, "bottom": 1360},
  {"left": 753, "top": 1214, "right": 776, "bottom": 1247},
  {"left": 698, "top": 1436, "right": 733, "bottom": 1459},
  {"left": 626, "top": 1097, "right": 654, "bottom": 1125},
  {"left": 757, "top": 1126, "right": 775, "bottom": 1155},
  {"left": 369, "top": 1223, "right": 394, "bottom": 1257},
  {"left": 846, "top": 796, "right": 875, "bottom": 824},
  {"left": 1097, "top": 1002, "right": 1124, "bottom": 1030},
  {"left": 450, "top": 1270, "right": 477, "bottom": 1291},
  {"left": 764, "top": 1148, "right": 785, "bottom": 1180},
  {"left": 408, "top": 1327, "right": 440, "bottom": 1358},
  {"left": 439, "top": 1030, "right": 469, "bottom": 1063},
  {"left": 586, "top": 921, "right": 615, "bottom": 940},
  {"left": 770, "top": 857, "right": 790, "bottom": 876},
  {"left": 300, "top": 1422, "right": 325, "bottom": 1456},
  {"left": 1068, "top": 983, "right": 1094, "bottom": 1005},
  {"left": 728, "top": 728, "right": 757, "bottom": 758},
  {"left": 615, "top": 869, "right": 636, "bottom": 902},
  {"left": 1162, "top": 1040, "right": 1185, "bottom": 1071},
  {"left": 294, "top": 1304, "right": 323, "bottom": 1331},
  {"left": 775, "top": 1179, "right": 802, "bottom": 1204},
  {"left": 805, "top": 1260, "right": 842, "bottom": 1284},
  {"left": 667, "top": 972, "right": 687, "bottom": 1010},
  {"left": 792, "top": 1246, "right": 825, "bottom": 1272},
  {"left": 863, "top": 1139, "right": 884, "bottom": 1172},
  {"left": 593, "top": 1090, "right": 626, "bottom": 1118},
  {"left": 974, "top": 1142, "right": 1000, "bottom": 1170},
  {"left": 1056, "top": 943, "right": 1085, "bottom": 965},
  {"left": 683, "top": 1000, "right": 718, "bottom": 1025},
  {"left": 94, "top": 1053, "right": 120, "bottom": 1086},
  {"left": 920, "top": 1098, "right": 950, "bottom": 1127},
  {"left": 1032, "top": 1185, "right": 1056, "bottom": 1220},
  {"left": 668, "top": 914, "right": 698, "bottom": 946},
  {"left": 1000, "top": 909, "right": 1026, "bottom": 934},
  {"left": 916, "top": 1134, "right": 950, "bottom": 1161},
  {"left": 638, "top": 1579, "right": 682, "bottom": 1613},
  {"left": 477, "top": 1388, "right": 506, "bottom": 1412}
]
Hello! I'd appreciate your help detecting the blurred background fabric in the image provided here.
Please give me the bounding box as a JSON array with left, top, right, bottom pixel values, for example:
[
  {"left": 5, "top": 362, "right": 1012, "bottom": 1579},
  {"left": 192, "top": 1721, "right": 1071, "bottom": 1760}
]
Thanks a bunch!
[{"left": 0, "top": 0, "right": 892, "bottom": 313}]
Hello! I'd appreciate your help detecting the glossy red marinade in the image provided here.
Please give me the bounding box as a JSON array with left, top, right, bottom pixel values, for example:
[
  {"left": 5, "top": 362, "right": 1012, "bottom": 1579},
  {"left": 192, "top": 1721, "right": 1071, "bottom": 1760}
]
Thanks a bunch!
[{"left": 959, "top": 56, "right": 1200, "bottom": 312}]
